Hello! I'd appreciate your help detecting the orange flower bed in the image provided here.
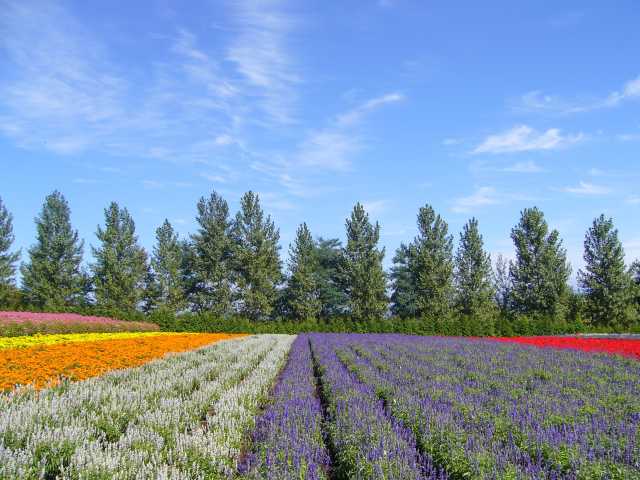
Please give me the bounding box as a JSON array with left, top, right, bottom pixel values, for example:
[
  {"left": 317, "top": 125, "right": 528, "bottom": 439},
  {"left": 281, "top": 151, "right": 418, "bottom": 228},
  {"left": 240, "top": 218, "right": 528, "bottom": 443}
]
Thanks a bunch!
[{"left": 0, "top": 332, "right": 246, "bottom": 391}]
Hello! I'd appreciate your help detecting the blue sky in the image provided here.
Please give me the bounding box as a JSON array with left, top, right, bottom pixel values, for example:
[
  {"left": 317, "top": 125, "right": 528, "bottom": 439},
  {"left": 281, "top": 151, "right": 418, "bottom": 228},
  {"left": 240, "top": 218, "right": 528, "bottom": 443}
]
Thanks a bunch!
[{"left": 1, "top": 0, "right": 639, "bottom": 279}]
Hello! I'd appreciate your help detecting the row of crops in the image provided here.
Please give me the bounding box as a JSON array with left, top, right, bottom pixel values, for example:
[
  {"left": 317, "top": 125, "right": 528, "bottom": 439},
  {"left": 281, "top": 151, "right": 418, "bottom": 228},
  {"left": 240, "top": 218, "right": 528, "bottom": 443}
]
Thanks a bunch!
[{"left": 1, "top": 329, "right": 639, "bottom": 478}]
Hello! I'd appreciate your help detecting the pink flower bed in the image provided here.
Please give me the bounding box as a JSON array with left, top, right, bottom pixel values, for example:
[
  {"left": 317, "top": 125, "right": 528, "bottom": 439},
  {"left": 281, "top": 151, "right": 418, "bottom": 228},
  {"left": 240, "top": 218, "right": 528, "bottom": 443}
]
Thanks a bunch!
[{"left": 0, "top": 311, "right": 159, "bottom": 336}]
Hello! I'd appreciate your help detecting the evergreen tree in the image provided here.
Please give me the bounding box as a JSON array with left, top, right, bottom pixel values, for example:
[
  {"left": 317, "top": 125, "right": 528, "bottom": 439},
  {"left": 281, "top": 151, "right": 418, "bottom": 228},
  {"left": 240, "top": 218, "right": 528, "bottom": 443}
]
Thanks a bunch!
[
  {"left": 509, "top": 207, "right": 571, "bottom": 319},
  {"left": 188, "top": 192, "right": 233, "bottom": 314},
  {"left": 578, "top": 214, "right": 634, "bottom": 328},
  {"left": 0, "top": 196, "right": 20, "bottom": 303},
  {"left": 150, "top": 219, "right": 185, "bottom": 312},
  {"left": 494, "top": 254, "right": 511, "bottom": 314},
  {"left": 390, "top": 243, "right": 418, "bottom": 318},
  {"left": 91, "top": 202, "right": 148, "bottom": 311},
  {"left": 286, "top": 223, "right": 321, "bottom": 320},
  {"left": 412, "top": 204, "right": 453, "bottom": 319},
  {"left": 341, "top": 203, "right": 387, "bottom": 321},
  {"left": 630, "top": 261, "right": 640, "bottom": 316},
  {"left": 454, "top": 218, "right": 495, "bottom": 319},
  {"left": 231, "top": 191, "right": 282, "bottom": 320},
  {"left": 21, "top": 191, "right": 85, "bottom": 307},
  {"left": 315, "top": 237, "right": 349, "bottom": 318}
]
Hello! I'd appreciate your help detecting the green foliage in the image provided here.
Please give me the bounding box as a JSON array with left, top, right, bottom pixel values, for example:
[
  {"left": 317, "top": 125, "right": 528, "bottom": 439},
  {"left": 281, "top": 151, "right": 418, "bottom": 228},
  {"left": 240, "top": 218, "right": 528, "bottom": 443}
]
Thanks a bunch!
[
  {"left": 509, "top": 207, "right": 571, "bottom": 320},
  {"left": 340, "top": 203, "right": 387, "bottom": 321},
  {"left": 285, "top": 223, "right": 321, "bottom": 321},
  {"left": 493, "top": 254, "right": 511, "bottom": 314},
  {"left": 149, "top": 219, "right": 185, "bottom": 313},
  {"left": 231, "top": 191, "right": 282, "bottom": 320},
  {"left": 390, "top": 243, "right": 418, "bottom": 318},
  {"left": 578, "top": 214, "right": 636, "bottom": 329},
  {"left": 186, "top": 191, "right": 233, "bottom": 315},
  {"left": 315, "top": 237, "right": 349, "bottom": 318},
  {"left": 412, "top": 204, "right": 454, "bottom": 320},
  {"left": 454, "top": 218, "right": 496, "bottom": 328},
  {"left": 21, "top": 191, "right": 86, "bottom": 308},
  {"left": 0, "top": 196, "right": 20, "bottom": 307},
  {"left": 91, "top": 202, "right": 148, "bottom": 312}
]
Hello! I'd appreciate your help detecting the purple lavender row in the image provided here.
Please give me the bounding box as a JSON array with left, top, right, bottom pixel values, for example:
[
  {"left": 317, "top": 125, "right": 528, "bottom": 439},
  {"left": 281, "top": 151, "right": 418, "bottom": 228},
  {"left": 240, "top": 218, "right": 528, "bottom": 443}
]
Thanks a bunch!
[
  {"left": 308, "top": 333, "right": 447, "bottom": 480},
  {"left": 239, "top": 335, "right": 331, "bottom": 480},
  {"left": 336, "top": 335, "right": 640, "bottom": 479}
]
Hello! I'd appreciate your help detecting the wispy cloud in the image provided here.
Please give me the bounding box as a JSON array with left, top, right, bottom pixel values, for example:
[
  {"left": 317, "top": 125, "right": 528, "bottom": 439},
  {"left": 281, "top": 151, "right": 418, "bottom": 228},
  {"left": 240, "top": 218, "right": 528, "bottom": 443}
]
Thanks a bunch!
[
  {"left": 451, "top": 187, "right": 501, "bottom": 213},
  {"left": 627, "top": 195, "right": 640, "bottom": 205},
  {"left": 0, "top": 0, "right": 296, "bottom": 178},
  {"left": 617, "top": 133, "right": 640, "bottom": 142},
  {"left": 336, "top": 93, "right": 404, "bottom": 127},
  {"left": 247, "top": 91, "right": 405, "bottom": 201},
  {"left": 515, "top": 74, "right": 640, "bottom": 114},
  {"left": 561, "top": 181, "right": 611, "bottom": 195},
  {"left": 442, "top": 138, "right": 463, "bottom": 146},
  {"left": 296, "top": 131, "right": 362, "bottom": 171},
  {"left": 362, "top": 200, "right": 389, "bottom": 216},
  {"left": 473, "top": 125, "right": 584, "bottom": 154},
  {"left": 502, "top": 160, "right": 544, "bottom": 173},
  {"left": 226, "top": 0, "right": 300, "bottom": 125}
]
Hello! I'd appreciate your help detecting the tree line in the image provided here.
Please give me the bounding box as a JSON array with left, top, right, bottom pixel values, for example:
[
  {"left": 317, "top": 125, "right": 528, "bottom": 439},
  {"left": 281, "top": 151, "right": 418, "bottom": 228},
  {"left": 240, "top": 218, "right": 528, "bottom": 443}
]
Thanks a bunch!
[{"left": 0, "top": 191, "right": 638, "bottom": 335}]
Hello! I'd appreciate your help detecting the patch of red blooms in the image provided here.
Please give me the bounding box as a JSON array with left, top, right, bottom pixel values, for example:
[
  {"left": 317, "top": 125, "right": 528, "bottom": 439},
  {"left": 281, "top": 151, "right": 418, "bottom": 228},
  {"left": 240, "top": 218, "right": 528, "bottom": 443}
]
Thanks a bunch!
[{"left": 491, "top": 336, "right": 640, "bottom": 360}]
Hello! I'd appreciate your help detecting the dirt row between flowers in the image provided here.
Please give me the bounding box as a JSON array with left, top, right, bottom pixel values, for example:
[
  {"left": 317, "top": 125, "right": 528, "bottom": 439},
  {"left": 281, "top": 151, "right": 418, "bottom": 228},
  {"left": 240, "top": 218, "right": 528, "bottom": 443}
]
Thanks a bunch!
[{"left": 0, "top": 332, "right": 246, "bottom": 391}]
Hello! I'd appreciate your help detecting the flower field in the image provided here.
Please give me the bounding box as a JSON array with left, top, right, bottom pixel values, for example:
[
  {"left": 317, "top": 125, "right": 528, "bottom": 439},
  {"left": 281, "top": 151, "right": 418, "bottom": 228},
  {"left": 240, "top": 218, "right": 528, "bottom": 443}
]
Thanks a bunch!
[
  {"left": 1, "top": 332, "right": 639, "bottom": 479},
  {"left": 0, "top": 334, "right": 294, "bottom": 478},
  {"left": 0, "top": 311, "right": 159, "bottom": 336},
  {"left": 242, "top": 334, "right": 640, "bottom": 479},
  {"left": 492, "top": 335, "right": 640, "bottom": 360},
  {"left": 0, "top": 332, "right": 245, "bottom": 391}
]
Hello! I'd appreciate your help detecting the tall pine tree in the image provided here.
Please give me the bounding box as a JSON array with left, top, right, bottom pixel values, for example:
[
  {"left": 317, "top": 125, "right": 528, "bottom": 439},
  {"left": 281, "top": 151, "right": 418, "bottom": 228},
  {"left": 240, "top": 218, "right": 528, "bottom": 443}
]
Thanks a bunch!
[
  {"left": 412, "top": 204, "right": 453, "bottom": 320},
  {"left": 0, "top": 196, "right": 20, "bottom": 306},
  {"left": 578, "top": 214, "right": 634, "bottom": 328},
  {"left": 231, "top": 191, "right": 282, "bottom": 320},
  {"left": 493, "top": 254, "right": 512, "bottom": 314},
  {"left": 390, "top": 243, "right": 418, "bottom": 318},
  {"left": 315, "top": 237, "right": 349, "bottom": 318},
  {"left": 150, "top": 219, "right": 185, "bottom": 312},
  {"left": 454, "top": 218, "right": 495, "bottom": 321},
  {"left": 21, "top": 191, "right": 85, "bottom": 308},
  {"left": 91, "top": 202, "right": 148, "bottom": 312},
  {"left": 286, "top": 223, "right": 321, "bottom": 321},
  {"left": 509, "top": 207, "right": 571, "bottom": 319},
  {"left": 188, "top": 191, "right": 233, "bottom": 315},
  {"left": 341, "top": 203, "right": 387, "bottom": 321}
]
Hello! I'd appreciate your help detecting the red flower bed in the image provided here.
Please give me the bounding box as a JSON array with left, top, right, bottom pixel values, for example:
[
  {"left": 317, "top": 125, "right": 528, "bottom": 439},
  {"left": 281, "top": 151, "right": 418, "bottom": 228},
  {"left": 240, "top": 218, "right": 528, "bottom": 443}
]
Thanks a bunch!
[{"left": 492, "top": 336, "right": 640, "bottom": 360}]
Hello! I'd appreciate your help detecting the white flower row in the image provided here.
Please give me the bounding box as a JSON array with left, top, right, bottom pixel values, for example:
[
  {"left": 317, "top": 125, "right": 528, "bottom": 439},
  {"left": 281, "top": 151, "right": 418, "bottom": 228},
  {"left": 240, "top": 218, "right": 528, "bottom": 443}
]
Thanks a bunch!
[{"left": 0, "top": 334, "right": 295, "bottom": 479}]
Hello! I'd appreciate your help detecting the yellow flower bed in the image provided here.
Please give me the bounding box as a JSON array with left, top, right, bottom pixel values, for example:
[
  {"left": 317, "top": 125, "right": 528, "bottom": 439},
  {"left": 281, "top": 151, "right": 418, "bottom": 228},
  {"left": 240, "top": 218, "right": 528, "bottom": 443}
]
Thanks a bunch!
[{"left": 0, "top": 331, "right": 185, "bottom": 350}]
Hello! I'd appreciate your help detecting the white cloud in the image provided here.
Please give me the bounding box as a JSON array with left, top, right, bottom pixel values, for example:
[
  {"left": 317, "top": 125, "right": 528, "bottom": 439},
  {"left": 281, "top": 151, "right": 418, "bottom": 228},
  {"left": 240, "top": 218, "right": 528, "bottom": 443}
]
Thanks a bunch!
[
  {"left": 214, "top": 134, "right": 235, "bottom": 146},
  {"left": 473, "top": 125, "right": 584, "bottom": 154},
  {"left": 451, "top": 187, "right": 501, "bottom": 213},
  {"left": 296, "top": 131, "right": 362, "bottom": 171},
  {"left": 442, "top": 138, "right": 463, "bottom": 146},
  {"left": 72, "top": 178, "right": 97, "bottom": 184},
  {"left": 257, "top": 192, "right": 297, "bottom": 211},
  {"left": 624, "top": 239, "right": 640, "bottom": 263},
  {"left": 627, "top": 195, "right": 640, "bottom": 205},
  {"left": 0, "top": 0, "right": 292, "bottom": 180},
  {"left": 226, "top": 0, "right": 300, "bottom": 124},
  {"left": 362, "top": 200, "right": 389, "bottom": 215},
  {"left": 502, "top": 160, "right": 544, "bottom": 173},
  {"left": 142, "top": 180, "right": 165, "bottom": 189},
  {"left": 516, "top": 74, "right": 640, "bottom": 114},
  {"left": 617, "top": 133, "right": 640, "bottom": 142},
  {"left": 336, "top": 92, "right": 404, "bottom": 127},
  {"left": 562, "top": 181, "right": 611, "bottom": 195}
]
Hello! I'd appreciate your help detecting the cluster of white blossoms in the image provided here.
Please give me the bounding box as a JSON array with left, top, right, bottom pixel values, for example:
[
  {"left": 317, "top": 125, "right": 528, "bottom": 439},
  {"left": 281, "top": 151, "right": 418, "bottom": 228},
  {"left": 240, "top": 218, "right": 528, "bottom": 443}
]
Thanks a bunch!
[{"left": 0, "top": 334, "right": 295, "bottom": 479}]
